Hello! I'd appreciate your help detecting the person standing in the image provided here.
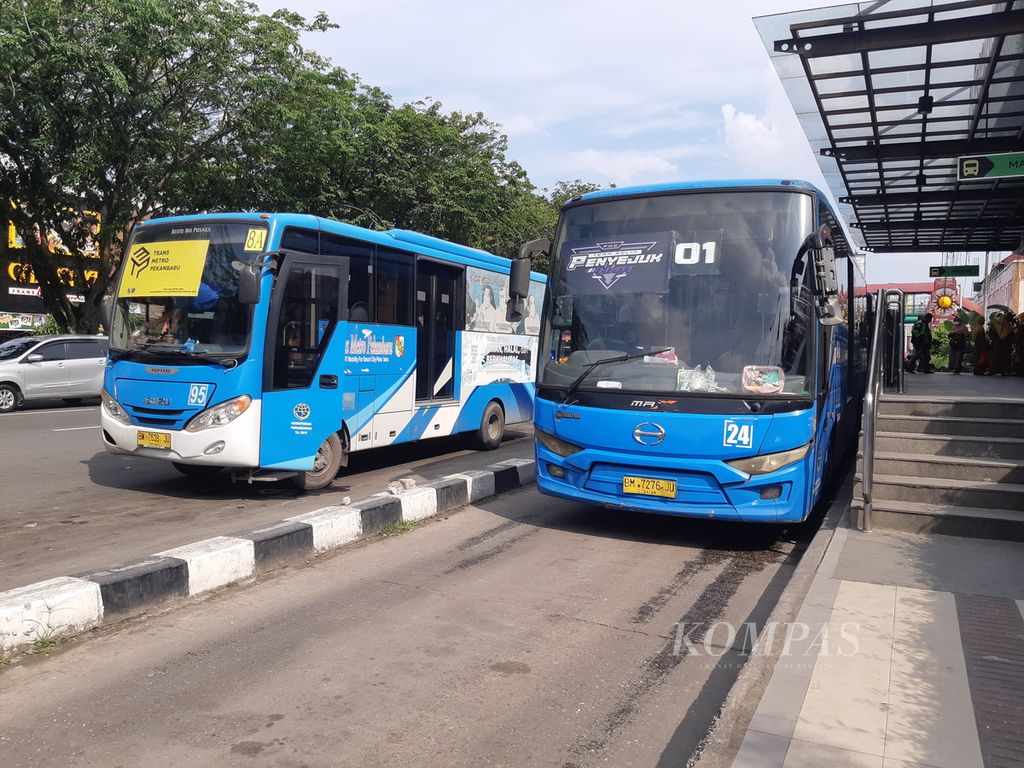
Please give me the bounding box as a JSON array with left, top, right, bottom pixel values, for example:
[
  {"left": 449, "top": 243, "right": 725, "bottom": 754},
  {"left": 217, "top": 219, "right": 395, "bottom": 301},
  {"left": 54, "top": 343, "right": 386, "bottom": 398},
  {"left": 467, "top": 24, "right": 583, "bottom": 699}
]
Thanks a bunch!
[
  {"left": 908, "top": 313, "right": 934, "bottom": 373},
  {"left": 948, "top": 317, "right": 968, "bottom": 374},
  {"left": 989, "top": 312, "right": 1013, "bottom": 376},
  {"left": 972, "top": 315, "right": 990, "bottom": 375},
  {"left": 1014, "top": 313, "right": 1024, "bottom": 376}
]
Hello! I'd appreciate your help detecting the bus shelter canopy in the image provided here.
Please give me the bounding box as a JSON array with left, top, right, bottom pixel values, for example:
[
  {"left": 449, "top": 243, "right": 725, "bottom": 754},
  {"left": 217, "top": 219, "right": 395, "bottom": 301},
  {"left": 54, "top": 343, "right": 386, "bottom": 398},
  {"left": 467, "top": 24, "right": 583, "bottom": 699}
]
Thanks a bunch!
[{"left": 755, "top": 1, "right": 1024, "bottom": 253}]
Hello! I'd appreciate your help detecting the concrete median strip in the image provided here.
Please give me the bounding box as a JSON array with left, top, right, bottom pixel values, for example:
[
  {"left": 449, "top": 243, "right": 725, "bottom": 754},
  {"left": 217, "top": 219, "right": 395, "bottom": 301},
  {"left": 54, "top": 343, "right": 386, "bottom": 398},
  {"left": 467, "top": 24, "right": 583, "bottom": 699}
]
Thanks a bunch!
[{"left": 0, "top": 457, "right": 536, "bottom": 653}]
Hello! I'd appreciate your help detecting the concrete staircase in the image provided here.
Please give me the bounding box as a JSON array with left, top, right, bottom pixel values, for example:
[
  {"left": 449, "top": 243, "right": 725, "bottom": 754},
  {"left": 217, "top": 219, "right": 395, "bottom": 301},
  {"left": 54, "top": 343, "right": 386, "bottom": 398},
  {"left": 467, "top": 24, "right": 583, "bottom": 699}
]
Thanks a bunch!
[{"left": 855, "top": 396, "right": 1024, "bottom": 541}]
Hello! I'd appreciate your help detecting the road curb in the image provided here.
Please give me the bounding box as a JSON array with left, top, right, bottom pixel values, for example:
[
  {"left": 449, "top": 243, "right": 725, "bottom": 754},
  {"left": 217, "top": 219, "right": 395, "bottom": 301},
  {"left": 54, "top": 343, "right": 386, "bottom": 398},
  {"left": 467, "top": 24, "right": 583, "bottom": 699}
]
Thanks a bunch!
[
  {"left": 688, "top": 475, "right": 854, "bottom": 768},
  {"left": 0, "top": 457, "right": 536, "bottom": 653}
]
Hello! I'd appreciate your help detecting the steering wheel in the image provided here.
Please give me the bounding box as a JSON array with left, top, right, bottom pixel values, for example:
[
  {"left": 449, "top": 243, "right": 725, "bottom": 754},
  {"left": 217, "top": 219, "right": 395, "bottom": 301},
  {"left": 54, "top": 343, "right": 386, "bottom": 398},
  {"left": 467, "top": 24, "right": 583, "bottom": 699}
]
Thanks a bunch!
[{"left": 588, "top": 337, "right": 631, "bottom": 353}]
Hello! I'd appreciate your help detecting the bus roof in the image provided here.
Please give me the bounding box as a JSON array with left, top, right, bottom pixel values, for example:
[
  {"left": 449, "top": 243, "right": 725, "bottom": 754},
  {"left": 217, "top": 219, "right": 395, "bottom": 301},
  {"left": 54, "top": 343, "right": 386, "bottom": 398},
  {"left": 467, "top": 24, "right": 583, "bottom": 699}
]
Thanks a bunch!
[
  {"left": 135, "top": 212, "right": 547, "bottom": 282},
  {"left": 574, "top": 179, "right": 829, "bottom": 205}
]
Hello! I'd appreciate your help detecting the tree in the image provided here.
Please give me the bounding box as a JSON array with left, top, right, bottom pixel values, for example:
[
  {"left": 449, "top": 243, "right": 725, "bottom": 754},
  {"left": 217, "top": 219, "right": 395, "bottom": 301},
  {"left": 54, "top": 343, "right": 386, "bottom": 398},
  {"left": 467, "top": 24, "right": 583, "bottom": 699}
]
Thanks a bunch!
[
  {"left": 0, "top": 0, "right": 604, "bottom": 333},
  {"left": 0, "top": 0, "right": 338, "bottom": 332},
  {"left": 548, "top": 179, "right": 605, "bottom": 210}
]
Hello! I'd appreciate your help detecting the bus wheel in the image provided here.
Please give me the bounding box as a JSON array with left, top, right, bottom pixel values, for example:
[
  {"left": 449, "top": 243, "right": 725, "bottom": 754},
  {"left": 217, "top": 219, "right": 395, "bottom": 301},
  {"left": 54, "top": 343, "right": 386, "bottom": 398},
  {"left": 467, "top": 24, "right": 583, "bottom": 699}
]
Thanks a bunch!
[
  {"left": 172, "top": 463, "right": 223, "bottom": 481},
  {"left": 292, "top": 433, "right": 343, "bottom": 491},
  {"left": 475, "top": 401, "right": 505, "bottom": 450},
  {"left": 0, "top": 384, "right": 21, "bottom": 413}
]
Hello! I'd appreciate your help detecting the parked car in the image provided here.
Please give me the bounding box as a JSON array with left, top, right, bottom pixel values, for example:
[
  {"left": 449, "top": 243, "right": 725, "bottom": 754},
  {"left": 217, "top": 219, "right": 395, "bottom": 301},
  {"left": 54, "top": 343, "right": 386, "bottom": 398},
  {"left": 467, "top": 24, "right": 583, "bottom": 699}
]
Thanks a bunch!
[{"left": 0, "top": 334, "right": 108, "bottom": 413}]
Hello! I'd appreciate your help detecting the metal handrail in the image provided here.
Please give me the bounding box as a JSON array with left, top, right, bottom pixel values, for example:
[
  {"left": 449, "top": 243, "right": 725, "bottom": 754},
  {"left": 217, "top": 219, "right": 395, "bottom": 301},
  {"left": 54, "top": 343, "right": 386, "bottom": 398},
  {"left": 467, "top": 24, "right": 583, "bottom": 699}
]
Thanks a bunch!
[{"left": 861, "top": 288, "right": 904, "bottom": 531}]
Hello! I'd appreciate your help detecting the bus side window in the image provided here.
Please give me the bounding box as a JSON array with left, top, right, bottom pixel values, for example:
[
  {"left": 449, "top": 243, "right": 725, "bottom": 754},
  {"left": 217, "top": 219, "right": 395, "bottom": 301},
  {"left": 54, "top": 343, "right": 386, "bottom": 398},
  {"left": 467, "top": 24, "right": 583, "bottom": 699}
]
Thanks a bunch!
[
  {"left": 281, "top": 227, "right": 319, "bottom": 254},
  {"left": 322, "top": 234, "right": 373, "bottom": 322},
  {"left": 272, "top": 263, "right": 341, "bottom": 390},
  {"left": 375, "top": 247, "right": 414, "bottom": 326}
]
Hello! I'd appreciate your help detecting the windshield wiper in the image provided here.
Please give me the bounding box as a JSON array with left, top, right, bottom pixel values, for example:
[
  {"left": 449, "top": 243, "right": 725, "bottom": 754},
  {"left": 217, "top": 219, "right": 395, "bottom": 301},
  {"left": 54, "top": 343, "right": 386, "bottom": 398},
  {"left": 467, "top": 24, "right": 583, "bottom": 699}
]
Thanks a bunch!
[
  {"left": 113, "top": 342, "right": 235, "bottom": 366},
  {"left": 562, "top": 348, "right": 672, "bottom": 402}
]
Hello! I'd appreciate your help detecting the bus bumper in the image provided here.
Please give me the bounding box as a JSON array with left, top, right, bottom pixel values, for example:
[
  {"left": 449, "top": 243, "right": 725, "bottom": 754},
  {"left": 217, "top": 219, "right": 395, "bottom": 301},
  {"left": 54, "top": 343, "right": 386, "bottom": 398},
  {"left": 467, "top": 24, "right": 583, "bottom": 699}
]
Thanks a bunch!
[
  {"left": 100, "top": 400, "right": 262, "bottom": 468},
  {"left": 535, "top": 441, "right": 811, "bottom": 524}
]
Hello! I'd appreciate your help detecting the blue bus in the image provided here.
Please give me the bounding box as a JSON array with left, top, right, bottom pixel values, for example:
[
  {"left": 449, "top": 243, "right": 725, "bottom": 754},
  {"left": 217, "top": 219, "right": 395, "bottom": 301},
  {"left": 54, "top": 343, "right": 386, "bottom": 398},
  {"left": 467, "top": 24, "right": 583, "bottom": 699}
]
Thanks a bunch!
[
  {"left": 506, "top": 180, "right": 868, "bottom": 523},
  {"left": 102, "top": 213, "right": 546, "bottom": 489}
]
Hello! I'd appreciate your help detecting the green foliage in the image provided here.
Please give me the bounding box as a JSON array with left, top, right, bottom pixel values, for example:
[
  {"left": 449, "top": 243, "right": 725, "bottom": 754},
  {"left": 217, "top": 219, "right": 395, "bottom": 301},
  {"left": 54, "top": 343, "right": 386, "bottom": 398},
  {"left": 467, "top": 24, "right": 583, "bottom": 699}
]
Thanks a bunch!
[
  {"left": 1, "top": 0, "right": 602, "bottom": 331},
  {"left": 33, "top": 316, "right": 62, "bottom": 336},
  {"left": 31, "top": 635, "right": 58, "bottom": 655},
  {"left": 931, "top": 323, "right": 951, "bottom": 369},
  {"left": 378, "top": 520, "right": 416, "bottom": 536}
]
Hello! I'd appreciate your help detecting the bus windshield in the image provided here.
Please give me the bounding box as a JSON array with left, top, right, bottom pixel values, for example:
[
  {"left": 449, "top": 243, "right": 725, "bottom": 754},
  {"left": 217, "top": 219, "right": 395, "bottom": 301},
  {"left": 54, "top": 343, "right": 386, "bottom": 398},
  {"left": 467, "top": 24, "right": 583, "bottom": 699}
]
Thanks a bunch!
[
  {"left": 541, "top": 190, "right": 815, "bottom": 398},
  {"left": 109, "top": 221, "right": 266, "bottom": 359}
]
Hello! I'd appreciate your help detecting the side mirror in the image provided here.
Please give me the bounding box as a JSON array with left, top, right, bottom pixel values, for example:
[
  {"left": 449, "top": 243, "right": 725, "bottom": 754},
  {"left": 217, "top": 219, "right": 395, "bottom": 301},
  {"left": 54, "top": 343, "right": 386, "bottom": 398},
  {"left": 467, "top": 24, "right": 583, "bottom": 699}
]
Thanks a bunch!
[
  {"left": 236, "top": 261, "right": 262, "bottom": 305},
  {"left": 506, "top": 238, "right": 549, "bottom": 323},
  {"left": 25, "top": 353, "right": 44, "bottom": 363},
  {"left": 809, "top": 224, "right": 843, "bottom": 326},
  {"left": 99, "top": 296, "right": 113, "bottom": 333}
]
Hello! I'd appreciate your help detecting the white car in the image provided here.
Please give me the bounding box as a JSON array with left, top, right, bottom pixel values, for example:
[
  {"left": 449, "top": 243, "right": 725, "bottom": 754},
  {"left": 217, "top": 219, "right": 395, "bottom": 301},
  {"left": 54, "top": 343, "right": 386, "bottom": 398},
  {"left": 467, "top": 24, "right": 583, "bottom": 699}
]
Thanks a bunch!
[{"left": 0, "top": 334, "right": 108, "bottom": 413}]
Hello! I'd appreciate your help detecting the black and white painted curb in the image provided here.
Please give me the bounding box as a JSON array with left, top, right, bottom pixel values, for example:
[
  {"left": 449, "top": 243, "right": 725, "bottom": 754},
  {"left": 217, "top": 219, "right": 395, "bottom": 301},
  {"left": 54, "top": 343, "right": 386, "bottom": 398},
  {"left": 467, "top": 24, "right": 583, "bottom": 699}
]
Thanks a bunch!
[{"left": 0, "top": 458, "right": 535, "bottom": 652}]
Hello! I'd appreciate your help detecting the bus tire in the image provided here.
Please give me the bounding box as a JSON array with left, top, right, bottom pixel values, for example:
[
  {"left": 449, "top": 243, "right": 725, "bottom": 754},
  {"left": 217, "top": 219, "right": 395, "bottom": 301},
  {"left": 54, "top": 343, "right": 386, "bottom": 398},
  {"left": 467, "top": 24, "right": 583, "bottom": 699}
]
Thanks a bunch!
[
  {"left": 292, "top": 433, "right": 343, "bottom": 491},
  {"left": 172, "top": 463, "right": 224, "bottom": 480},
  {"left": 0, "top": 383, "right": 22, "bottom": 413},
  {"left": 475, "top": 401, "right": 505, "bottom": 450}
]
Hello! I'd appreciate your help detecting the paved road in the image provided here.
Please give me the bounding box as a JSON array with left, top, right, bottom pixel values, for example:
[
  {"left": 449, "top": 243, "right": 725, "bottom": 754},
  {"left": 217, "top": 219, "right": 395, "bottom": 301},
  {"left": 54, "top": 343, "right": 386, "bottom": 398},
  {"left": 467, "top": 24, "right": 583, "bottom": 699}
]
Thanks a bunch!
[
  {"left": 0, "top": 488, "right": 811, "bottom": 767},
  {"left": 0, "top": 404, "right": 534, "bottom": 591}
]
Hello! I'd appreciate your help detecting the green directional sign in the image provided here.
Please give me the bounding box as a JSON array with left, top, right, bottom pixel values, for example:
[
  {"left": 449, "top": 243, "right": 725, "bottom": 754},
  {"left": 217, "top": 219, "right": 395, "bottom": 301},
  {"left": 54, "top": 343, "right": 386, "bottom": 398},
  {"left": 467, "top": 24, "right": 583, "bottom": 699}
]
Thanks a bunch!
[
  {"left": 958, "top": 151, "right": 1024, "bottom": 181},
  {"left": 930, "top": 265, "right": 979, "bottom": 277}
]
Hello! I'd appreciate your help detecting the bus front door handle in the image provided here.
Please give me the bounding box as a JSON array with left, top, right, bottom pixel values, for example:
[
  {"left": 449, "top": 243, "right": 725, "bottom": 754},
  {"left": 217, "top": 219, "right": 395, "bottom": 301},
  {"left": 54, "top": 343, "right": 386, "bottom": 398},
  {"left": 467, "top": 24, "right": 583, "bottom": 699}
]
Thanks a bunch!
[{"left": 319, "top": 374, "right": 339, "bottom": 389}]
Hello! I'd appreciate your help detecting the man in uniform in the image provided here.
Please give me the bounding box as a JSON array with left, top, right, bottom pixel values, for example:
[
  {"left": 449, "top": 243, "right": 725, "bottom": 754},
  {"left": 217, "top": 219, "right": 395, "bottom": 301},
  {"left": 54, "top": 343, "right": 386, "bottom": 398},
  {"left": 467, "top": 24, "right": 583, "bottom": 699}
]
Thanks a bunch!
[{"left": 908, "top": 312, "right": 933, "bottom": 373}]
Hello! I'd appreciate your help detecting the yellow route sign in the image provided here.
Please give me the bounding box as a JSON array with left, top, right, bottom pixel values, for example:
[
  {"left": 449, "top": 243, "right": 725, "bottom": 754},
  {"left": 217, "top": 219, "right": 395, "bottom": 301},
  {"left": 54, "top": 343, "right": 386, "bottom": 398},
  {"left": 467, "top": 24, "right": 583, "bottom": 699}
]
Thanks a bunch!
[{"left": 118, "top": 240, "right": 210, "bottom": 298}]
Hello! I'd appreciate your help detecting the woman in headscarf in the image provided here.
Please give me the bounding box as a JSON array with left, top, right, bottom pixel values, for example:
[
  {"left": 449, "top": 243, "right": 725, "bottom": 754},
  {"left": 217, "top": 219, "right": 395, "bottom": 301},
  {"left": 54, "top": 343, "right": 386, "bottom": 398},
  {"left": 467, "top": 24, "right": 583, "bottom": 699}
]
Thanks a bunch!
[
  {"left": 1014, "top": 313, "right": 1024, "bottom": 376},
  {"left": 971, "top": 316, "right": 990, "bottom": 375},
  {"left": 989, "top": 312, "right": 1013, "bottom": 376}
]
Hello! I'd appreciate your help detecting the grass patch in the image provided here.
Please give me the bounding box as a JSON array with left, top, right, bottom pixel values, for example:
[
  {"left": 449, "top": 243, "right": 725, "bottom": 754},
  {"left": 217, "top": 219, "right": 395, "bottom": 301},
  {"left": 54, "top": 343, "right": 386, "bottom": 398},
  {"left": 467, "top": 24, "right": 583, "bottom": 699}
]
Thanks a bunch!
[
  {"left": 0, "top": 656, "right": 13, "bottom": 668},
  {"left": 31, "top": 635, "right": 58, "bottom": 655},
  {"left": 378, "top": 520, "right": 416, "bottom": 537}
]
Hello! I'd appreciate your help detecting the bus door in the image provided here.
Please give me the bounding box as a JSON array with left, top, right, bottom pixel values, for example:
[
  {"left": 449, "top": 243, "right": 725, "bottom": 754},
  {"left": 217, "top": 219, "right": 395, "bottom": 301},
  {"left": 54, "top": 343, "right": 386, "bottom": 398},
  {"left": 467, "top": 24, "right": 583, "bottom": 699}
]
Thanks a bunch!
[
  {"left": 416, "top": 260, "right": 461, "bottom": 402},
  {"left": 260, "top": 253, "right": 344, "bottom": 469}
]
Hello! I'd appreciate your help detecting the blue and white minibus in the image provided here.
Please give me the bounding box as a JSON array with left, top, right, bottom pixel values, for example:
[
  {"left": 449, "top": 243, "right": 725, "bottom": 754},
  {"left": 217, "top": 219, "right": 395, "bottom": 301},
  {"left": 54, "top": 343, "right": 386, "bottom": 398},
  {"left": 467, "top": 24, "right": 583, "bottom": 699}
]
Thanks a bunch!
[
  {"left": 506, "top": 180, "right": 868, "bottom": 523},
  {"left": 102, "top": 213, "right": 545, "bottom": 489}
]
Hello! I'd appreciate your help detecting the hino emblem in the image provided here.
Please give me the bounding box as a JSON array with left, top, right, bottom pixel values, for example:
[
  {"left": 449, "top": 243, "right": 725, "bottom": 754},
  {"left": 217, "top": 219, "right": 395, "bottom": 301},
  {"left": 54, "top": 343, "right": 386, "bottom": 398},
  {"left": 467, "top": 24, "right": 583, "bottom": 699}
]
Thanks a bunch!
[{"left": 632, "top": 422, "right": 666, "bottom": 446}]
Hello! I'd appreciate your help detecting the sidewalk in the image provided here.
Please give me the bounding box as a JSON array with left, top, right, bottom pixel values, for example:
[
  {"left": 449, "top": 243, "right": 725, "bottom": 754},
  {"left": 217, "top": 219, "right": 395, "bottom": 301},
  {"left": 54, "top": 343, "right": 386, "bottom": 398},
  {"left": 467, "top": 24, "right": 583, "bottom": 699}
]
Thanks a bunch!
[{"left": 732, "top": 520, "right": 1024, "bottom": 768}]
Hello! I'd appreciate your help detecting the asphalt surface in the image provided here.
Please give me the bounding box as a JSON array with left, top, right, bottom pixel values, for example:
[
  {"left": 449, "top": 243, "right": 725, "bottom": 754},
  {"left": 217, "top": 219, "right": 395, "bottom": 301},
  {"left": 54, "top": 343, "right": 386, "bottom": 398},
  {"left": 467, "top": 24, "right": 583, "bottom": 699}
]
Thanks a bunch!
[
  {"left": 0, "top": 401, "right": 534, "bottom": 591},
  {"left": 0, "top": 488, "right": 811, "bottom": 768}
]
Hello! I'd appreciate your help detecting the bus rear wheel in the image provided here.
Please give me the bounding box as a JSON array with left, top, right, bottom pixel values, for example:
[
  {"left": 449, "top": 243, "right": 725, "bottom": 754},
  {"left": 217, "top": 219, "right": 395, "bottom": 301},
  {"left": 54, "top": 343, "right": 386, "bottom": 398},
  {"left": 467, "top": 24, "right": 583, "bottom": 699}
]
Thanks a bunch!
[
  {"left": 474, "top": 401, "right": 505, "bottom": 451},
  {"left": 292, "top": 433, "right": 343, "bottom": 491}
]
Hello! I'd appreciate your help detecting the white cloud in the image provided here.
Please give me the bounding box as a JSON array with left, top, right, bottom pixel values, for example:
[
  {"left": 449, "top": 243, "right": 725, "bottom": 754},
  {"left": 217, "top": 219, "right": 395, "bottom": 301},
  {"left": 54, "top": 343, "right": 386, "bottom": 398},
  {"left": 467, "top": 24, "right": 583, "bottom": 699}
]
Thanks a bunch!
[
  {"left": 566, "top": 148, "right": 679, "bottom": 186},
  {"left": 272, "top": 0, "right": 836, "bottom": 188},
  {"left": 497, "top": 114, "right": 548, "bottom": 138},
  {"left": 718, "top": 69, "right": 829, "bottom": 188}
]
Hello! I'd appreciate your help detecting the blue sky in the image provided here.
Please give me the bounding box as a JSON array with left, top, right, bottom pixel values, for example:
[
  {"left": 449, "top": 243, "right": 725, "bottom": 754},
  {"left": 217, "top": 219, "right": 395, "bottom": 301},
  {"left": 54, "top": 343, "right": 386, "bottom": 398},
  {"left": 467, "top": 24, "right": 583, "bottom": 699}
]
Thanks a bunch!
[{"left": 260, "top": 0, "right": 981, "bottom": 289}]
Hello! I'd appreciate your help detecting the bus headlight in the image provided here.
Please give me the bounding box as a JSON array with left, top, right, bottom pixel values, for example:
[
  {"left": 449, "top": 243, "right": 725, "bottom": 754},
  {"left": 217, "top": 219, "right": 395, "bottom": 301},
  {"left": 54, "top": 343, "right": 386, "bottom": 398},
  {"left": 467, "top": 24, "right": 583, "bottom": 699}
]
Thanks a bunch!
[
  {"left": 536, "top": 428, "right": 582, "bottom": 457},
  {"left": 184, "top": 395, "right": 252, "bottom": 433},
  {"left": 726, "top": 444, "right": 810, "bottom": 476},
  {"left": 101, "top": 390, "right": 131, "bottom": 426}
]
